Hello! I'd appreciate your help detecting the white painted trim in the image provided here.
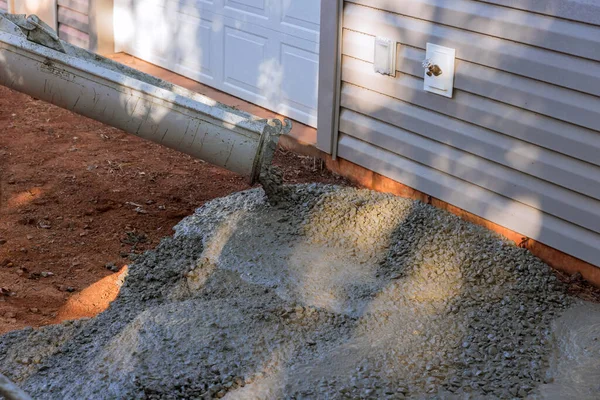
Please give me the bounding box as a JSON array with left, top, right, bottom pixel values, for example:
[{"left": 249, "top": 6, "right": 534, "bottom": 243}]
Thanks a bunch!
[{"left": 316, "top": 0, "right": 343, "bottom": 154}]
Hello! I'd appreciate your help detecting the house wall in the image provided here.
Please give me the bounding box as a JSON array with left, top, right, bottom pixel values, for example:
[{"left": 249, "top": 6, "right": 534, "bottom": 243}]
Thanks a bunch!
[
  {"left": 57, "top": 0, "right": 90, "bottom": 48},
  {"left": 6, "top": 0, "right": 113, "bottom": 53},
  {"left": 11, "top": 0, "right": 57, "bottom": 29},
  {"left": 323, "top": 0, "right": 600, "bottom": 267}
]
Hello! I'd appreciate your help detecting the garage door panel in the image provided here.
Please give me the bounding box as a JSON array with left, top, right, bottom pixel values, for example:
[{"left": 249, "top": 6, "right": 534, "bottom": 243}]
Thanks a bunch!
[
  {"left": 224, "top": 26, "right": 269, "bottom": 99},
  {"left": 142, "top": 0, "right": 218, "bottom": 18},
  {"left": 128, "top": 3, "right": 175, "bottom": 69},
  {"left": 280, "top": 42, "right": 319, "bottom": 126},
  {"left": 224, "top": 0, "right": 268, "bottom": 17},
  {"left": 173, "top": 17, "right": 216, "bottom": 81},
  {"left": 125, "top": 3, "right": 217, "bottom": 81},
  {"left": 217, "top": 0, "right": 318, "bottom": 43},
  {"left": 133, "top": 0, "right": 317, "bottom": 43},
  {"left": 281, "top": 0, "right": 320, "bottom": 38},
  {"left": 115, "top": 0, "right": 320, "bottom": 127}
]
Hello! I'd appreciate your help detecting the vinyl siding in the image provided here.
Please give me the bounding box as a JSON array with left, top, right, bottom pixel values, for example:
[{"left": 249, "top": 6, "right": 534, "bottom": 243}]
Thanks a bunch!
[
  {"left": 57, "top": 0, "right": 90, "bottom": 49},
  {"left": 338, "top": 0, "right": 600, "bottom": 266}
]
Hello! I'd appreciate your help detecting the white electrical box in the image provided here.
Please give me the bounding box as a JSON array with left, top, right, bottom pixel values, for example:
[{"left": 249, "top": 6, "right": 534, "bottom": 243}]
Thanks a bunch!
[
  {"left": 423, "top": 43, "right": 455, "bottom": 98},
  {"left": 374, "top": 37, "right": 396, "bottom": 76}
]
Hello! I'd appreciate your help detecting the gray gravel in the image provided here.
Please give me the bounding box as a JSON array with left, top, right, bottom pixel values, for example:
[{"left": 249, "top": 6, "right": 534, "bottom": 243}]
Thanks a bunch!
[{"left": 0, "top": 184, "right": 598, "bottom": 399}]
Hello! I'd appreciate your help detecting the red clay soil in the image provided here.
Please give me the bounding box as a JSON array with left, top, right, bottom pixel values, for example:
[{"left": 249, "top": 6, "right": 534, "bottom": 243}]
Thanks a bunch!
[{"left": 0, "top": 87, "right": 349, "bottom": 335}]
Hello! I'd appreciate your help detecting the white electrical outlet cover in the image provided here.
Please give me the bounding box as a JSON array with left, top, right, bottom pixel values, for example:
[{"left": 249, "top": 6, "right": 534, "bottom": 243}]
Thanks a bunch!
[
  {"left": 424, "top": 43, "right": 455, "bottom": 98},
  {"left": 374, "top": 37, "right": 396, "bottom": 76}
]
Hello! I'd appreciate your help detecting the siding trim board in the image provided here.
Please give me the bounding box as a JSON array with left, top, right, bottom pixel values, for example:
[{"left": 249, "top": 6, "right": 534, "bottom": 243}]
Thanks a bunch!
[
  {"left": 88, "top": 0, "right": 114, "bottom": 55},
  {"left": 344, "top": 2, "right": 600, "bottom": 97},
  {"left": 338, "top": 134, "right": 600, "bottom": 266},
  {"left": 12, "top": 1, "right": 58, "bottom": 30},
  {"left": 316, "top": 0, "right": 343, "bottom": 154}
]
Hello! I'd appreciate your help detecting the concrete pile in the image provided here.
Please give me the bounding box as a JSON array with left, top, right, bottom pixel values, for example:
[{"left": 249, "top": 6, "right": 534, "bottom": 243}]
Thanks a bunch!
[{"left": 1, "top": 185, "right": 599, "bottom": 399}]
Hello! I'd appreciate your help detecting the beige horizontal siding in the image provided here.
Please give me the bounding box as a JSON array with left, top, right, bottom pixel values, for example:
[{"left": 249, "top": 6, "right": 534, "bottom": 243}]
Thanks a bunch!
[
  {"left": 57, "top": 0, "right": 90, "bottom": 49},
  {"left": 57, "top": 0, "right": 89, "bottom": 14},
  {"left": 343, "top": 29, "right": 600, "bottom": 137},
  {"left": 477, "top": 0, "right": 600, "bottom": 26},
  {"left": 58, "top": 23, "right": 89, "bottom": 48},
  {"left": 338, "top": 1, "right": 600, "bottom": 266},
  {"left": 347, "top": 0, "right": 600, "bottom": 60},
  {"left": 342, "top": 56, "right": 600, "bottom": 200},
  {"left": 344, "top": 3, "right": 600, "bottom": 97},
  {"left": 58, "top": 5, "right": 89, "bottom": 32}
]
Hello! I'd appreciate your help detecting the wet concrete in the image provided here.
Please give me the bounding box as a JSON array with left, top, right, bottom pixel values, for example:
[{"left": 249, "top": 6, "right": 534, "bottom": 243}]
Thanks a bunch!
[
  {"left": 537, "top": 302, "right": 600, "bottom": 400},
  {"left": 0, "top": 184, "right": 598, "bottom": 399}
]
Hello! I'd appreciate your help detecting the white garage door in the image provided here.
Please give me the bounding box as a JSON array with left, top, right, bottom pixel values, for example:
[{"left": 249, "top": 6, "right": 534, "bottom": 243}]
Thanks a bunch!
[{"left": 114, "top": 0, "right": 321, "bottom": 127}]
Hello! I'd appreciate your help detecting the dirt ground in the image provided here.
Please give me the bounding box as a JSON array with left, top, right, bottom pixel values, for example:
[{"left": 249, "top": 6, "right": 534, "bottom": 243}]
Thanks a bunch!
[{"left": 0, "top": 86, "right": 349, "bottom": 334}]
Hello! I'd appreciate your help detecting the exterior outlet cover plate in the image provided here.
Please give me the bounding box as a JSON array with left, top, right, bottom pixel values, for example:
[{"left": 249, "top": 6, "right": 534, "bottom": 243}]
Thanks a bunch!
[
  {"left": 424, "top": 43, "right": 455, "bottom": 98},
  {"left": 374, "top": 37, "right": 396, "bottom": 76}
]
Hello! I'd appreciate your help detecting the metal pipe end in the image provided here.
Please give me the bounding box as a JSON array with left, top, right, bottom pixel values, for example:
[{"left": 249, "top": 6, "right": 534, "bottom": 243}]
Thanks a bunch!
[
  {"left": 249, "top": 118, "right": 292, "bottom": 185},
  {"left": 0, "top": 373, "right": 33, "bottom": 400}
]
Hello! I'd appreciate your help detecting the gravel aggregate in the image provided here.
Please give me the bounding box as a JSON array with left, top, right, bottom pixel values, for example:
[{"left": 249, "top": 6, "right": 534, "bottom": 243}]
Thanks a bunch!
[{"left": 1, "top": 184, "right": 598, "bottom": 399}]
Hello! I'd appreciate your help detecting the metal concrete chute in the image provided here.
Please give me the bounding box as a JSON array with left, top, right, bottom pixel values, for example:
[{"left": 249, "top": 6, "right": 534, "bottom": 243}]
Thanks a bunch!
[
  {"left": 0, "top": 12, "right": 291, "bottom": 184},
  {"left": 0, "top": 372, "right": 32, "bottom": 400}
]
